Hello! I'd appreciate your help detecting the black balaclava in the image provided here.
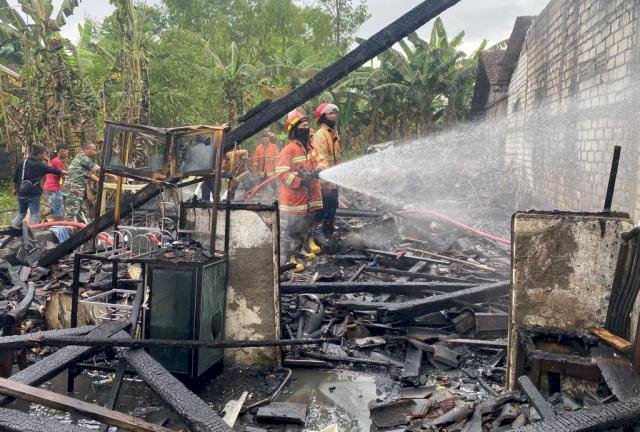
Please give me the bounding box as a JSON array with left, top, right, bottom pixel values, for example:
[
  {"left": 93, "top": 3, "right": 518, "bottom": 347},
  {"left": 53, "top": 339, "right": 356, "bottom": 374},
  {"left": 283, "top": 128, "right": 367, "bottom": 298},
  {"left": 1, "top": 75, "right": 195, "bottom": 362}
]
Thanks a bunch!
[{"left": 293, "top": 127, "right": 310, "bottom": 145}]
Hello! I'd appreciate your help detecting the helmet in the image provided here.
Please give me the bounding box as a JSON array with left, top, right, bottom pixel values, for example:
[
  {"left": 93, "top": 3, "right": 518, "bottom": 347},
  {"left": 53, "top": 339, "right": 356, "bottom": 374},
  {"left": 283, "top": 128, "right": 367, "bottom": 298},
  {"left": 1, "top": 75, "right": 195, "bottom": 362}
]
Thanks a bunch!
[
  {"left": 285, "top": 110, "right": 308, "bottom": 133},
  {"left": 314, "top": 103, "right": 339, "bottom": 120}
]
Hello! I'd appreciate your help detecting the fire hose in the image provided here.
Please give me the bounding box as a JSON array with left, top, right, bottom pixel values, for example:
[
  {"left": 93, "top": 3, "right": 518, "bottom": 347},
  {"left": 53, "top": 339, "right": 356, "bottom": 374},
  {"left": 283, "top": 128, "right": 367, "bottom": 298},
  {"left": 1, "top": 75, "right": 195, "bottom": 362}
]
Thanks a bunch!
[
  {"left": 27, "top": 221, "right": 113, "bottom": 245},
  {"left": 244, "top": 173, "right": 511, "bottom": 246}
]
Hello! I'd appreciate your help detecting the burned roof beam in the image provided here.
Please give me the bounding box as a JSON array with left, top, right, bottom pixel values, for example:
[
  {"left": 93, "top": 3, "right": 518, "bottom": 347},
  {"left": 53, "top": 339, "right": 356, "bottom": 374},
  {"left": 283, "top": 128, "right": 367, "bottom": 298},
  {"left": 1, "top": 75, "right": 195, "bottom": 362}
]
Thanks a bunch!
[
  {"left": 281, "top": 281, "right": 478, "bottom": 295},
  {"left": 115, "top": 331, "right": 231, "bottom": 432},
  {"left": 346, "top": 281, "right": 509, "bottom": 322},
  {"left": 224, "top": 0, "right": 463, "bottom": 149}
]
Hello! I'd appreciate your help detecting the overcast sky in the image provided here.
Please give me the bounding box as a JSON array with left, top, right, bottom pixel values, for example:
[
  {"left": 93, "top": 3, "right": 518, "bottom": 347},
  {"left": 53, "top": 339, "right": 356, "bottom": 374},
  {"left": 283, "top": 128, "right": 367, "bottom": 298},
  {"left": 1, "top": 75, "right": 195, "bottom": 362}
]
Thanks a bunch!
[{"left": 7, "top": 0, "right": 550, "bottom": 53}]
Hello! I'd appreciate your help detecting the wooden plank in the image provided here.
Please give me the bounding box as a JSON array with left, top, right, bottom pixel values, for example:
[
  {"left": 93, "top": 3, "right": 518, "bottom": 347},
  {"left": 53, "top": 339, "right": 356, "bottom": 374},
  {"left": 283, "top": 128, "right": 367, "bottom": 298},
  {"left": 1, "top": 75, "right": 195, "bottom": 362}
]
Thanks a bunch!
[
  {"left": 517, "top": 375, "right": 556, "bottom": 419},
  {"left": 444, "top": 338, "right": 508, "bottom": 348},
  {"left": 0, "top": 377, "right": 172, "bottom": 432},
  {"left": 0, "top": 320, "right": 128, "bottom": 407},
  {"left": 405, "top": 246, "right": 498, "bottom": 272},
  {"left": 0, "top": 406, "right": 88, "bottom": 432},
  {"left": 590, "top": 327, "right": 632, "bottom": 352}
]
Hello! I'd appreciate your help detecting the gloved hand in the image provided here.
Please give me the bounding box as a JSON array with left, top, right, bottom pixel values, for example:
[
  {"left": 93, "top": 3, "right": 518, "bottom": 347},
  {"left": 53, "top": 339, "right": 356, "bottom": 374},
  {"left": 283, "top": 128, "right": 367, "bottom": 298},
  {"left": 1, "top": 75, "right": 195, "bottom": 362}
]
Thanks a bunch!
[{"left": 297, "top": 167, "right": 316, "bottom": 187}]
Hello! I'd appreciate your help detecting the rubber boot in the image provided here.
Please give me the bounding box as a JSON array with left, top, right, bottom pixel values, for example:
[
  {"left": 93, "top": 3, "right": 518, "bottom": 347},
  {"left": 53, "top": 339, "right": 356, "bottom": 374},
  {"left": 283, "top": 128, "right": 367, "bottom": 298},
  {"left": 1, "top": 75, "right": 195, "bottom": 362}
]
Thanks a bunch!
[
  {"left": 307, "top": 237, "right": 322, "bottom": 255},
  {"left": 289, "top": 255, "right": 305, "bottom": 273},
  {"left": 323, "top": 220, "right": 335, "bottom": 238},
  {"left": 313, "top": 226, "right": 330, "bottom": 247},
  {"left": 299, "top": 245, "right": 317, "bottom": 261}
]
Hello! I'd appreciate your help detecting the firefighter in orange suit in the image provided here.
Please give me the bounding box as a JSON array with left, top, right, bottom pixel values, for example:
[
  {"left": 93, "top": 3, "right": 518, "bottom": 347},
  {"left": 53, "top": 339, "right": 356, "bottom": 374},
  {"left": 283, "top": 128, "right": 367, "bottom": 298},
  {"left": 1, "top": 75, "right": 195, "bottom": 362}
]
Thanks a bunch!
[
  {"left": 275, "top": 110, "right": 325, "bottom": 272},
  {"left": 253, "top": 132, "right": 279, "bottom": 179},
  {"left": 312, "top": 103, "right": 342, "bottom": 245}
]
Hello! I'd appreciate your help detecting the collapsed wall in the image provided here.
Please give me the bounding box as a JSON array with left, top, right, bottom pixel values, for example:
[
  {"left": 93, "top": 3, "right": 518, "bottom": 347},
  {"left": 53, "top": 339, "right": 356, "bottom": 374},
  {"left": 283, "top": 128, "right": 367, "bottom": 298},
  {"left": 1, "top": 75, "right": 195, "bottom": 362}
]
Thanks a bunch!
[{"left": 506, "top": 0, "right": 640, "bottom": 218}]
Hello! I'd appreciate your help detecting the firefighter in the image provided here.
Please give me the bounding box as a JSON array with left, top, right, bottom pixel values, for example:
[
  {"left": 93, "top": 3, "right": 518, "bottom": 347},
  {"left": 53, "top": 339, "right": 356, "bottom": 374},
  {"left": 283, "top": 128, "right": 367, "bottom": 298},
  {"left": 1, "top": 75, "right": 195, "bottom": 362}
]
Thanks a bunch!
[
  {"left": 253, "top": 132, "right": 279, "bottom": 179},
  {"left": 311, "top": 102, "right": 342, "bottom": 245},
  {"left": 275, "top": 110, "right": 325, "bottom": 272}
]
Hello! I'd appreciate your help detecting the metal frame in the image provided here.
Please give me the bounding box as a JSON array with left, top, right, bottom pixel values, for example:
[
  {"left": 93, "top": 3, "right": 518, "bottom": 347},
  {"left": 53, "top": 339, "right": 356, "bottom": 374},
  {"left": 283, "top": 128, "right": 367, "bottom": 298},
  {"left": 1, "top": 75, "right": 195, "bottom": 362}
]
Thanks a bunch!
[
  {"left": 95, "top": 121, "right": 230, "bottom": 257},
  {"left": 71, "top": 250, "right": 228, "bottom": 380}
]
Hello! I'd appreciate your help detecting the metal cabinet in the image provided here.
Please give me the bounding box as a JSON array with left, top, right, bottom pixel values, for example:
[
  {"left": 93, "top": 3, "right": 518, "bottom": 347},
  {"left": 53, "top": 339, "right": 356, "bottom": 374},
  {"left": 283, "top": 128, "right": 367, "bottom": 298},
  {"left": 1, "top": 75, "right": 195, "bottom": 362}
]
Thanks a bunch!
[{"left": 145, "top": 258, "right": 227, "bottom": 380}]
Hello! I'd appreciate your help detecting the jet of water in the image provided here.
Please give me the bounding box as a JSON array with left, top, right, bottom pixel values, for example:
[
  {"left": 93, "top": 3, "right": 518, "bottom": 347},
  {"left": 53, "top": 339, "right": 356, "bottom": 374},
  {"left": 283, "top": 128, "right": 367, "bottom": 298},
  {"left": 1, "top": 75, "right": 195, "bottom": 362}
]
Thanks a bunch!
[{"left": 321, "top": 81, "right": 640, "bottom": 236}]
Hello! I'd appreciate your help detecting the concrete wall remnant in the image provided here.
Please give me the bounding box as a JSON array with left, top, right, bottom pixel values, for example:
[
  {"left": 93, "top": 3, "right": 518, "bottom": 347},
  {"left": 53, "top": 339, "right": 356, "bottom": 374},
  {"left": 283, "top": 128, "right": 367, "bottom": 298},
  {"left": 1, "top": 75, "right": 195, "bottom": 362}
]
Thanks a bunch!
[
  {"left": 507, "top": 210, "right": 633, "bottom": 388},
  {"left": 189, "top": 207, "right": 281, "bottom": 366}
]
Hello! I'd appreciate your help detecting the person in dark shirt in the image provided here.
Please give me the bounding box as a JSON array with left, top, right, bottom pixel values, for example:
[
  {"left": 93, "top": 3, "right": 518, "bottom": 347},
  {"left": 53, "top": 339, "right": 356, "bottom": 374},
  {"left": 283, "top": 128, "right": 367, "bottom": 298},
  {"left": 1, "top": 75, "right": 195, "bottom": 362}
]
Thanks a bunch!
[{"left": 12, "top": 145, "right": 65, "bottom": 227}]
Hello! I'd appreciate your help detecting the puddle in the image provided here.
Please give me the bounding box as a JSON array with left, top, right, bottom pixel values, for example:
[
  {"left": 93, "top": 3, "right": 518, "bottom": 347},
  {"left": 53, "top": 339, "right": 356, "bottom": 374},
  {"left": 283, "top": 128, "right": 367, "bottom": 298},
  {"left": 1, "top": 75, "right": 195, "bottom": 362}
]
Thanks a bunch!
[
  {"left": 278, "top": 369, "right": 381, "bottom": 432},
  {"left": 8, "top": 368, "right": 173, "bottom": 430},
  {"left": 7, "top": 365, "right": 397, "bottom": 431}
]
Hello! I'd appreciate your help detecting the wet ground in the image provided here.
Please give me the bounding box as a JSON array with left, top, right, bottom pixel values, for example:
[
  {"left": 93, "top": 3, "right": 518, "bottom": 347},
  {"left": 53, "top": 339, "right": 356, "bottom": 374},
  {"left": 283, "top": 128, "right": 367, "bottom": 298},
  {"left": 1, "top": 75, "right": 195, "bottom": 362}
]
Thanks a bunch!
[
  {"left": 278, "top": 369, "right": 381, "bottom": 432},
  {"left": 8, "top": 365, "right": 404, "bottom": 431},
  {"left": 8, "top": 367, "right": 178, "bottom": 430}
]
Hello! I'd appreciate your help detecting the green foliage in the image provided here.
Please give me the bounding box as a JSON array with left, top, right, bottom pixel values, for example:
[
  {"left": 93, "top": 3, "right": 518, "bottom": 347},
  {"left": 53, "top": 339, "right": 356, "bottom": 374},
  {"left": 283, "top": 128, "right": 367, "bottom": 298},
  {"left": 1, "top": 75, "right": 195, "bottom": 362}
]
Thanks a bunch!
[
  {"left": 316, "top": 0, "right": 370, "bottom": 50},
  {"left": 1, "top": 0, "right": 487, "bottom": 161},
  {"left": 333, "top": 17, "right": 486, "bottom": 153},
  {"left": 0, "top": 181, "right": 14, "bottom": 225}
]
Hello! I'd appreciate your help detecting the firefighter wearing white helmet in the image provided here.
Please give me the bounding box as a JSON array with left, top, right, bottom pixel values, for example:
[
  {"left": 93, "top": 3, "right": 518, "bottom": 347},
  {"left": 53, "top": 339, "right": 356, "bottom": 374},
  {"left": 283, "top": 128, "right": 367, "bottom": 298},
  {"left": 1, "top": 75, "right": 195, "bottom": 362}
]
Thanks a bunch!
[{"left": 311, "top": 102, "right": 341, "bottom": 247}]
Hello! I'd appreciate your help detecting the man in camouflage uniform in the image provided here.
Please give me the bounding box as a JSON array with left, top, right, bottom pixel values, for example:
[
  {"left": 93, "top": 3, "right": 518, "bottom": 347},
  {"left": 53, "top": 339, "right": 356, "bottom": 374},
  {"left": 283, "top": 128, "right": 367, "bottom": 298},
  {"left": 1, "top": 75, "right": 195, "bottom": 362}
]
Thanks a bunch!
[{"left": 64, "top": 143, "right": 114, "bottom": 222}]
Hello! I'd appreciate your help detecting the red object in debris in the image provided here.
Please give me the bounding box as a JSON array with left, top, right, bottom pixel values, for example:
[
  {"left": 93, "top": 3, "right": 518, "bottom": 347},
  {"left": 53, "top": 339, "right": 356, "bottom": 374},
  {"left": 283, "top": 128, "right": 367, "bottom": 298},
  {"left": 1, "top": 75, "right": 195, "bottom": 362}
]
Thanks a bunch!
[{"left": 27, "top": 221, "right": 113, "bottom": 245}]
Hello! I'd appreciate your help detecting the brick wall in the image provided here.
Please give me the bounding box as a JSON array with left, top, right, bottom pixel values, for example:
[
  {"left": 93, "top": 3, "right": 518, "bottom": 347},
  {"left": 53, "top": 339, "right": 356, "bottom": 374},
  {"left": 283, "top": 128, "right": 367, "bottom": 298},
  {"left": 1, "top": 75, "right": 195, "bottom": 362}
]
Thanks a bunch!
[{"left": 506, "top": 0, "right": 640, "bottom": 217}]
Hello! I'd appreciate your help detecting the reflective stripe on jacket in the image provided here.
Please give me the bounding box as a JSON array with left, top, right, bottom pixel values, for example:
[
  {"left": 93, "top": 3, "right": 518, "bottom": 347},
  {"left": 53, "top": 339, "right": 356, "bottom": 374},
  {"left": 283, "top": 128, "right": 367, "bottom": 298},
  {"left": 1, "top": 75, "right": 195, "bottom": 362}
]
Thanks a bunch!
[{"left": 275, "top": 140, "right": 323, "bottom": 215}]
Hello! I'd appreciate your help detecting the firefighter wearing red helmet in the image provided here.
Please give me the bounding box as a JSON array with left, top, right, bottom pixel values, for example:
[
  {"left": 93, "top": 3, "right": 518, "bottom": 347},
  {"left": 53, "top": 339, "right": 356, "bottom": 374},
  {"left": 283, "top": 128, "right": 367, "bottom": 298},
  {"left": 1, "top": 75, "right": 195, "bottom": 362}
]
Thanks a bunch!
[
  {"left": 275, "top": 110, "right": 326, "bottom": 272},
  {"left": 311, "top": 102, "right": 341, "bottom": 246}
]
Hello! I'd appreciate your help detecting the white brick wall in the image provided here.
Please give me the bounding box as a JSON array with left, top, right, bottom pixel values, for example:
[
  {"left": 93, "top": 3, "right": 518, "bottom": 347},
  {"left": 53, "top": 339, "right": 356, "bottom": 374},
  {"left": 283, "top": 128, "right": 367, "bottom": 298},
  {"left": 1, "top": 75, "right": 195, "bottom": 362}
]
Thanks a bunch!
[{"left": 506, "top": 0, "right": 640, "bottom": 217}]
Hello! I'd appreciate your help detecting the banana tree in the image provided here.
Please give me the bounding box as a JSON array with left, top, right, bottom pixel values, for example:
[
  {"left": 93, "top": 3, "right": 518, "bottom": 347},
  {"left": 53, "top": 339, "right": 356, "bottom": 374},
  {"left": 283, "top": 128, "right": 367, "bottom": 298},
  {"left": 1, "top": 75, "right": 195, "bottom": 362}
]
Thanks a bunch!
[
  {"left": 0, "top": 0, "right": 92, "bottom": 153},
  {"left": 203, "top": 40, "right": 260, "bottom": 127}
]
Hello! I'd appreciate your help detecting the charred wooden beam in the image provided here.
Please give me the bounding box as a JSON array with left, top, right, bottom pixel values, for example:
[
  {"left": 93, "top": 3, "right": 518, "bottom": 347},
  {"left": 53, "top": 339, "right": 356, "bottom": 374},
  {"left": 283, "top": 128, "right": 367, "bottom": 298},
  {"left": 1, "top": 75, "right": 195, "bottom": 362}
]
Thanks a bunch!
[
  {"left": 0, "top": 325, "right": 97, "bottom": 344},
  {"left": 0, "top": 336, "right": 338, "bottom": 351},
  {"left": 223, "top": 0, "right": 463, "bottom": 149},
  {"left": 0, "top": 320, "right": 128, "bottom": 407},
  {"left": 513, "top": 397, "right": 640, "bottom": 431},
  {"left": 362, "top": 266, "right": 471, "bottom": 283},
  {"left": 380, "top": 281, "right": 509, "bottom": 322},
  {"left": 116, "top": 331, "right": 231, "bottom": 432},
  {"left": 400, "top": 345, "right": 423, "bottom": 384},
  {"left": 444, "top": 338, "right": 508, "bottom": 349},
  {"left": 302, "top": 352, "right": 392, "bottom": 367},
  {"left": 335, "top": 208, "right": 384, "bottom": 218},
  {"left": 0, "top": 377, "right": 172, "bottom": 432},
  {"left": 364, "top": 249, "right": 449, "bottom": 265},
  {"left": 38, "top": 183, "right": 163, "bottom": 267},
  {"left": 517, "top": 375, "right": 556, "bottom": 420},
  {"left": 281, "top": 281, "right": 478, "bottom": 295},
  {"left": 0, "top": 406, "right": 89, "bottom": 432}
]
